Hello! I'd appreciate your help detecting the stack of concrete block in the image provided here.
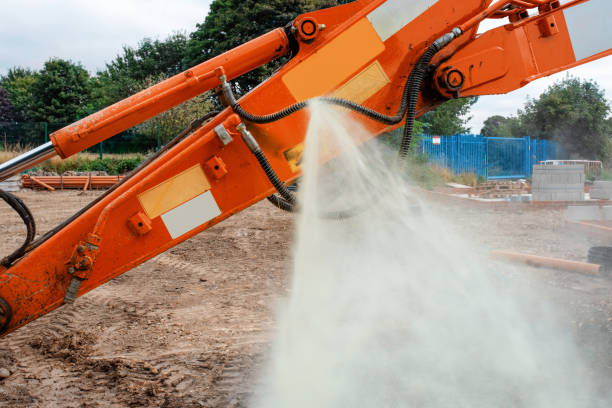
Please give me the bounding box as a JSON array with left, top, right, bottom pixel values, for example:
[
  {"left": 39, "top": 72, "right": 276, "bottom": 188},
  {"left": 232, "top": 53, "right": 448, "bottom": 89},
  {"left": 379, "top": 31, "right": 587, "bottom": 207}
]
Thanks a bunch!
[
  {"left": 0, "top": 176, "right": 21, "bottom": 192},
  {"left": 590, "top": 181, "right": 612, "bottom": 200},
  {"left": 532, "top": 164, "right": 585, "bottom": 201}
]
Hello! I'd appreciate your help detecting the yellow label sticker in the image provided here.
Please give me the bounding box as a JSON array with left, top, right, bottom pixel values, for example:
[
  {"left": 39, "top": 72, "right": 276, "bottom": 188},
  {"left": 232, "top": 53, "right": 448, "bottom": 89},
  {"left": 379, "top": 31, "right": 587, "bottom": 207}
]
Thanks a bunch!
[
  {"left": 138, "top": 164, "right": 211, "bottom": 219},
  {"left": 282, "top": 18, "right": 385, "bottom": 101},
  {"left": 333, "top": 60, "right": 390, "bottom": 104}
]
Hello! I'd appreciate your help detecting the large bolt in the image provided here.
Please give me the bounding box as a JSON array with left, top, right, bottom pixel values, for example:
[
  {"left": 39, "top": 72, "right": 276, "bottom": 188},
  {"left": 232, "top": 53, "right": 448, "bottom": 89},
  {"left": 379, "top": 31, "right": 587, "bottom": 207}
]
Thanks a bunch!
[
  {"left": 445, "top": 69, "right": 465, "bottom": 90},
  {"left": 0, "top": 297, "right": 12, "bottom": 334}
]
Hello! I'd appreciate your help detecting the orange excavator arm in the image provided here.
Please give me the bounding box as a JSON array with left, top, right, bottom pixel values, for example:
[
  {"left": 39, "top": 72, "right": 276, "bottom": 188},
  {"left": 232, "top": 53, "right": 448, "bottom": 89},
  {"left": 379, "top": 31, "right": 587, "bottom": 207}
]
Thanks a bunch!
[{"left": 0, "top": 0, "right": 610, "bottom": 337}]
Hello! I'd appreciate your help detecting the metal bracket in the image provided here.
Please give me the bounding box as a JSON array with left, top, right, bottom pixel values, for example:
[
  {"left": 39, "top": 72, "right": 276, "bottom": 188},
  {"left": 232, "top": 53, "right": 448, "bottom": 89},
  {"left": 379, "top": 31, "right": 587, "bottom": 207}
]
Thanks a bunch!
[
  {"left": 214, "top": 124, "right": 233, "bottom": 146},
  {"left": 64, "top": 234, "right": 100, "bottom": 304}
]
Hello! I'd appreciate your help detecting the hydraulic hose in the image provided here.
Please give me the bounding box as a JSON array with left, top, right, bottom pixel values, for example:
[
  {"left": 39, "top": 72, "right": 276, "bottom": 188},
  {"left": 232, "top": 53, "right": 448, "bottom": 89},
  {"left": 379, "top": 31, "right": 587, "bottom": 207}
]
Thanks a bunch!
[
  {"left": 221, "top": 29, "right": 461, "bottom": 131},
  {"left": 225, "top": 28, "right": 462, "bottom": 213},
  {"left": 399, "top": 32, "right": 461, "bottom": 158},
  {"left": 266, "top": 194, "right": 296, "bottom": 213},
  {"left": 253, "top": 149, "right": 297, "bottom": 206},
  {"left": 0, "top": 189, "right": 36, "bottom": 267},
  {"left": 19, "top": 111, "right": 221, "bottom": 258}
]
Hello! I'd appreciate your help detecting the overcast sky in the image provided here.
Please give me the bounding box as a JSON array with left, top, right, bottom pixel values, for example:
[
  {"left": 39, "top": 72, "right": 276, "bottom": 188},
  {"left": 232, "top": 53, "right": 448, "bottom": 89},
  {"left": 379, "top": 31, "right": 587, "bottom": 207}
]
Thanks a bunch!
[
  {"left": 0, "top": 0, "right": 213, "bottom": 74},
  {"left": 1, "top": 0, "right": 610, "bottom": 133}
]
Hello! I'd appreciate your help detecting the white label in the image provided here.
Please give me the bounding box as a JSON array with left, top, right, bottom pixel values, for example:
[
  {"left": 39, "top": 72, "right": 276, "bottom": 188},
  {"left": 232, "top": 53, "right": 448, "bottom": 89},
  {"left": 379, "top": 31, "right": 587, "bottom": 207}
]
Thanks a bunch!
[
  {"left": 432, "top": 136, "right": 441, "bottom": 145},
  {"left": 161, "top": 191, "right": 221, "bottom": 239},
  {"left": 564, "top": 0, "right": 612, "bottom": 61},
  {"left": 367, "top": 0, "right": 435, "bottom": 42}
]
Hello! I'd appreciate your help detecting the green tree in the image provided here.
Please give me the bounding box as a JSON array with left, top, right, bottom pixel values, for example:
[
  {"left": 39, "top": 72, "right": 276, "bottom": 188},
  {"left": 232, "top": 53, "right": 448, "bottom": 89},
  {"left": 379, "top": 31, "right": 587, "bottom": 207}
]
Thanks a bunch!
[
  {"left": 420, "top": 97, "right": 478, "bottom": 135},
  {"left": 184, "top": 0, "right": 339, "bottom": 93},
  {"left": 0, "top": 67, "right": 36, "bottom": 119},
  {"left": 0, "top": 88, "right": 23, "bottom": 122},
  {"left": 518, "top": 76, "right": 612, "bottom": 160},
  {"left": 25, "top": 58, "right": 91, "bottom": 123},
  {"left": 134, "top": 75, "right": 217, "bottom": 147},
  {"left": 480, "top": 115, "right": 522, "bottom": 138},
  {"left": 93, "top": 33, "right": 189, "bottom": 107}
]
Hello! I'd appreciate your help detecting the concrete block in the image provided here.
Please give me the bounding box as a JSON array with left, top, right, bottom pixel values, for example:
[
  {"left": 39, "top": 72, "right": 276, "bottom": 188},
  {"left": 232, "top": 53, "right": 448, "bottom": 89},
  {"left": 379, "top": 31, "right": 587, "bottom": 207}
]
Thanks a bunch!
[
  {"left": 532, "top": 165, "right": 585, "bottom": 202},
  {"left": 590, "top": 180, "right": 612, "bottom": 200},
  {"left": 0, "top": 176, "right": 21, "bottom": 192}
]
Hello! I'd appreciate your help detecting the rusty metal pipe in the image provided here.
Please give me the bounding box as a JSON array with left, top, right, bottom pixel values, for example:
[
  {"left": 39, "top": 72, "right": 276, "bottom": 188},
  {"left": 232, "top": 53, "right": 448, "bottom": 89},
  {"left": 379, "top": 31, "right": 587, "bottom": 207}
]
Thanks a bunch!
[{"left": 492, "top": 250, "right": 602, "bottom": 275}]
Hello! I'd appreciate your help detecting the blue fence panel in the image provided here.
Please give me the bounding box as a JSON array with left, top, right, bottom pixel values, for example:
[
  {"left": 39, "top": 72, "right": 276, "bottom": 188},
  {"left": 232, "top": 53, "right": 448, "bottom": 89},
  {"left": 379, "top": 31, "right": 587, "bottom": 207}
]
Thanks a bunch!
[
  {"left": 415, "top": 134, "right": 565, "bottom": 180},
  {"left": 486, "top": 137, "right": 528, "bottom": 179},
  {"left": 454, "top": 135, "right": 487, "bottom": 177}
]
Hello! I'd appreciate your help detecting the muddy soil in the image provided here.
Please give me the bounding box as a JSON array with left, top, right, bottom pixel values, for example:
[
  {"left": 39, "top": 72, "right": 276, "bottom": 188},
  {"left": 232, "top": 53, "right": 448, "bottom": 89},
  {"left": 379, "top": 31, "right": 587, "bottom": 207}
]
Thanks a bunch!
[{"left": 0, "top": 190, "right": 610, "bottom": 407}]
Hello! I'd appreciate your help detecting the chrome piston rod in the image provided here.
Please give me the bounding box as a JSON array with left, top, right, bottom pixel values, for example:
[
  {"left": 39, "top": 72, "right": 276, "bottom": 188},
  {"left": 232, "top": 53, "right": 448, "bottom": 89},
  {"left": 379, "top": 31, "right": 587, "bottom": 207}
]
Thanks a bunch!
[{"left": 0, "top": 142, "right": 57, "bottom": 183}]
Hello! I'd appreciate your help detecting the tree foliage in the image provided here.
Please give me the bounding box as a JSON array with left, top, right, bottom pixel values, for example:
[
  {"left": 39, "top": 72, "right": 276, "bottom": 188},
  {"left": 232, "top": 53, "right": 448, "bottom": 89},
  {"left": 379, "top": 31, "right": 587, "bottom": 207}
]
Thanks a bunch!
[
  {"left": 184, "top": 0, "right": 339, "bottom": 93},
  {"left": 480, "top": 115, "right": 522, "bottom": 138},
  {"left": 1, "top": 60, "right": 90, "bottom": 123},
  {"left": 518, "top": 76, "right": 611, "bottom": 160},
  {"left": 420, "top": 97, "right": 478, "bottom": 135},
  {"left": 0, "top": 88, "right": 22, "bottom": 122},
  {"left": 93, "top": 33, "right": 189, "bottom": 107},
  {"left": 0, "top": 67, "right": 36, "bottom": 120},
  {"left": 135, "top": 75, "right": 217, "bottom": 147},
  {"left": 26, "top": 58, "right": 91, "bottom": 123}
]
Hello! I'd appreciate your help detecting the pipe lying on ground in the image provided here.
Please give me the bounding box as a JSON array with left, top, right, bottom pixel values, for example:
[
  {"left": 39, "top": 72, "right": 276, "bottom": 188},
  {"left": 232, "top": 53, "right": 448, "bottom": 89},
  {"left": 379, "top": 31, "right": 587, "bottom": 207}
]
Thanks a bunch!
[
  {"left": 30, "top": 177, "right": 55, "bottom": 192},
  {"left": 567, "top": 220, "right": 612, "bottom": 236},
  {"left": 21, "top": 175, "right": 123, "bottom": 190},
  {"left": 492, "top": 250, "right": 602, "bottom": 276}
]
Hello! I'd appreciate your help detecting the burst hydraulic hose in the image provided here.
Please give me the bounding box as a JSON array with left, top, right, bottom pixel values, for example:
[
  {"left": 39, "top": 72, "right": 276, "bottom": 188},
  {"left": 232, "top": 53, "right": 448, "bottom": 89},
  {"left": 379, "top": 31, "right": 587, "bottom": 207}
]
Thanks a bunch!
[{"left": 223, "top": 29, "right": 462, "bottom": 212}]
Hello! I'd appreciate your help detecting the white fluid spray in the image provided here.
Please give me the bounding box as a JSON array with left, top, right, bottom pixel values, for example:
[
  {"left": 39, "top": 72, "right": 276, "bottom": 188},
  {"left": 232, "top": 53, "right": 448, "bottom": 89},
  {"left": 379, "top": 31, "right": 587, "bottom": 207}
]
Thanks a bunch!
[{"left": 252, "top": 102, "right": 609, "bottom": 408}]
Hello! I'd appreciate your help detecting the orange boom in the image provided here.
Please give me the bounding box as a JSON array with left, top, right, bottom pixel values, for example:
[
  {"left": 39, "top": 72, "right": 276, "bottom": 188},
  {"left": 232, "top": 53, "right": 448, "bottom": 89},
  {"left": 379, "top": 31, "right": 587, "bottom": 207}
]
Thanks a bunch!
[{"left": 0, "top": 0, "right": 610, "bottom": 336}]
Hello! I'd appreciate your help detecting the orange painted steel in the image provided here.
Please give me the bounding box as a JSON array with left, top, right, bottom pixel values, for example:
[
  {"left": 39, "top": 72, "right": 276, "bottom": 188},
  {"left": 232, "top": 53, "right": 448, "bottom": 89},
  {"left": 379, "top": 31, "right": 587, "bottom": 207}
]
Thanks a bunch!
[
  {"left": 492, "top": 250, "right": 602, "bottom": 276},
  {"left": 50, "top": 28, "right": 290, "bottom": 159},
  {"left": 29, "top": 177, "right": 55, "bottom": 191},
  {"left": 436, "top": 0, "right": 612, "bottom": 99},
  {"left": 0, "top": 0, "right": 610, "bottom": 337}
]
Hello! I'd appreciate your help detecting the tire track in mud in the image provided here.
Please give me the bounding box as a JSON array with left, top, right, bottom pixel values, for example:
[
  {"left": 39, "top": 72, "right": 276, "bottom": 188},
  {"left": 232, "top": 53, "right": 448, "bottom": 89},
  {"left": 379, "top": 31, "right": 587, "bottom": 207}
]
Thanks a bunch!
[
  {"left": 0, "top": 254, "right": 269, "bottom": 407},
  {"left": 150, "top": 253, "right": 271, "bottom": 405},
  {"left": 1, "top": 194, "right": 292, "bottom": 407},
  {"left": 0, "top": 285, "right": 166, "bottom": 407}
]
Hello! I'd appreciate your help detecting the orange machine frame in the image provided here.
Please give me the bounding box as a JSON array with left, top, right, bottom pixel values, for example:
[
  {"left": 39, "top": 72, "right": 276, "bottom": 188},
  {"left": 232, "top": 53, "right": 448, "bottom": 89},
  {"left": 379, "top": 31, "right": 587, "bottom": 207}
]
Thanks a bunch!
[{"left": 1, "top": 0, "right": 610, "bottom": 336}]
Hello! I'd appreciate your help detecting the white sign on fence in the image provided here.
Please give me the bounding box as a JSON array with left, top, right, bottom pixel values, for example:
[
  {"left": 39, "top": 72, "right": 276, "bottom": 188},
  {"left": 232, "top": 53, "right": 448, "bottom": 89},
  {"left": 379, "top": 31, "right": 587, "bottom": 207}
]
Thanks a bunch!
[{"left": 432, "top": 136, "right": 441, "bottom": 145}]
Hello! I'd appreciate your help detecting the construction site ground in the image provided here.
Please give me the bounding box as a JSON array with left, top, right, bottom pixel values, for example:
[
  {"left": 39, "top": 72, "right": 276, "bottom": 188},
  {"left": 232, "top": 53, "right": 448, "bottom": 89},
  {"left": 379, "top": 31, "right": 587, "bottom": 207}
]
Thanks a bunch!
[{"left": 0, "top": 190, "right": 611, "bottom": 407}]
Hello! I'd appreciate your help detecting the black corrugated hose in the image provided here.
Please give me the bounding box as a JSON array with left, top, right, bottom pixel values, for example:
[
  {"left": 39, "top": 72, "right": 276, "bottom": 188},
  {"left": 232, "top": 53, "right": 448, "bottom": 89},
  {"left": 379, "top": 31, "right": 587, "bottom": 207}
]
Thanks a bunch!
[
  {"left": 0, "top": 189, "right": 36, "bottom": 267},
  {"left": 3, "top": 111, "right": 221, "bottom": 263},
  {"left": 252, "top": 150, "right": 297, "bottom": 207},
  {"left": 234, "top": 29, "right": 462, "bottom": 213}
]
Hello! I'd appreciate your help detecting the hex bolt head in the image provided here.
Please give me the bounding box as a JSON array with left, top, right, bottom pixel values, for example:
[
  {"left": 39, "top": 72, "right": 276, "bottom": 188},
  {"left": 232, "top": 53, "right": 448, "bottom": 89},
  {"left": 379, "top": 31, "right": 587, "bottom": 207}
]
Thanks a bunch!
[{"left": 446, "top": 70, "right": 465, "bottom": 90}]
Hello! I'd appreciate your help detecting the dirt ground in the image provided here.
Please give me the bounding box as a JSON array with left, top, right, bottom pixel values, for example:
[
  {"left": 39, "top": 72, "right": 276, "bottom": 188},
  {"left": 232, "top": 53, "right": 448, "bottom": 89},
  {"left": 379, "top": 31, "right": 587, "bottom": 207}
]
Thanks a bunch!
[{"left": 0, "top": 190, "right": 611, "bottom": 407}]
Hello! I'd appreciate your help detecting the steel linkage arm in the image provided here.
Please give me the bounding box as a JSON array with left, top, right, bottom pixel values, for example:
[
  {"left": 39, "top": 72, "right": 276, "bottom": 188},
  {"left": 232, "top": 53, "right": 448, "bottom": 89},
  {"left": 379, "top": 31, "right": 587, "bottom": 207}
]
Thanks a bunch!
[
  {"left": 0, "top": 0, "right": 495, "bottom": 337},
  {"left": 0, "top": 28, "right": 291, "bottom": 184},
  {"left": 434, "top": 0, "right": 611, "bottom": 98},
  {"left": 1, "top": 0, "right": 608, "bottom": 337}
]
